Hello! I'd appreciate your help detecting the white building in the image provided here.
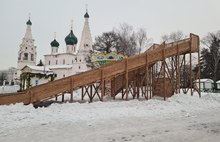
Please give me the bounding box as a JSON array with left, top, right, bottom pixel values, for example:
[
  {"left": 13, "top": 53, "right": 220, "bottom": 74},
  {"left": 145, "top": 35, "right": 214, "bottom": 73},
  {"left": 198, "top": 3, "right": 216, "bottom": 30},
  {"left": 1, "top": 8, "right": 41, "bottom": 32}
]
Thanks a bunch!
[
  {"left": 18, "top": 9, "right": 93, "bottom": 89},
  {"left": 44, "top": 9, "right": 93, "bottom": 79},
  {"left": 194, "top": 79, "right": 214, "bottom": 92},
  {"left": 216, "top": 80, "right": 220, "bottom": 90}
]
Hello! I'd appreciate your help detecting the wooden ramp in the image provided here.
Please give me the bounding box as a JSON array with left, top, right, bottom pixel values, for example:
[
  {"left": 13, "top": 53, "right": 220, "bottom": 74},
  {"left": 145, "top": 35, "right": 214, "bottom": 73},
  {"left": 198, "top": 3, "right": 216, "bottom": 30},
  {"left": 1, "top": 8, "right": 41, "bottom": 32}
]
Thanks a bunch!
[{"left": 0, "top": 34, "right": 200, "bottom": 105}]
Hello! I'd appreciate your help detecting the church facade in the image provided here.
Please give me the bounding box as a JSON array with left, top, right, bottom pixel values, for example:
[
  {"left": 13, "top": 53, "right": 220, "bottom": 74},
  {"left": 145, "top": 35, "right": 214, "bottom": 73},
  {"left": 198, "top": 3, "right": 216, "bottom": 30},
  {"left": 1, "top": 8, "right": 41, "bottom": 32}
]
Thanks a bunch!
[{"left": 18, "top": 10, "right": 93, "bottom": 89}]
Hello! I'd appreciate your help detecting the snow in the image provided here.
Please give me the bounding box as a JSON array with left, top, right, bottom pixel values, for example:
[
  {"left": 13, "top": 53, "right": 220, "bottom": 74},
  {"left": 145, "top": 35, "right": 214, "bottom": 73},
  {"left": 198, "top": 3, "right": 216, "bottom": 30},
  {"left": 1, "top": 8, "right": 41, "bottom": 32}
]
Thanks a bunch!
[
  {"left": 0, "top": 92, "right": 220, "bottom": 142},
  {"left": 0, "top": 85, "right": 19, "bottom": 94},
  {"left": 194, "top": 78, "right": 214, "bottom": 83}
]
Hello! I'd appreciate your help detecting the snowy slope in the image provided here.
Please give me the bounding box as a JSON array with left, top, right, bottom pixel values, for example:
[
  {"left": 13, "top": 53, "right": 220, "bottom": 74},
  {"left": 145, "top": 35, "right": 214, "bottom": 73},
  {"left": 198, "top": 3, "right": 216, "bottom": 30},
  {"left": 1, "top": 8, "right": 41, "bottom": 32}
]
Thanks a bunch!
[{"left": 0, "top": 92, "right": 220, "bottom": 142}]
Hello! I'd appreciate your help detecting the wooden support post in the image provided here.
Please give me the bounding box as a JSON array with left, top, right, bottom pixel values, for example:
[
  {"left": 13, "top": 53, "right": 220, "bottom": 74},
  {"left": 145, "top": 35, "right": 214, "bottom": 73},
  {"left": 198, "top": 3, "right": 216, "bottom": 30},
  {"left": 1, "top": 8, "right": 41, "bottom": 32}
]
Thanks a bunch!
[
  {"left": 125, "top": 60, "right": 129, "bottom": 100},
  {"left": 101, "top": 70, "right": 104, "bottom": 101},
  {"left": 146, "top": 54, "right": 149, "bottom": 100},
  {"left": 150, "top": 66, "right": 153, "bottom": 99},
  {"left": 70, "top": 78, "right": 74, "bottom": 102},
  {"left": 81, "top": 87, "right": 84, "bottom": 100},
  {"left": 62, "top": 93, "right": 64, "bottom": 102},
  {"left": 198, "top": 46, "right": 201, "bottom": 97},
  {"left": 177, "top": 45, "right": 180, "bottom": 94},
  {"left": 183, "top": 55, "right": 186, "bottom": 93},
  {"left": 189, "top": 41, "right": 193, "bottom": 96},
  {"left": 90, "top": 85, "right": 93, "bottom": 102},
  {"left": 113, "top": 77, "right": 116, "bottom": 99},
  {"left": 137, "top": 71, "right": 140, "bottom": 99},
  {"left": 163, "top": 48, "right": 166, "bottom": 101}
]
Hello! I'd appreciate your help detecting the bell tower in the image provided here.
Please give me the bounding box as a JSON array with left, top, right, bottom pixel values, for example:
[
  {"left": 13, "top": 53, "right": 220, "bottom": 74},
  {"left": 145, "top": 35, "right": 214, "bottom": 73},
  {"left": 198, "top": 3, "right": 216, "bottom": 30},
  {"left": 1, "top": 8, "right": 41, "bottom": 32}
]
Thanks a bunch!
[{"left": 17, "top": 15, "right": 37, "bottom": 78}]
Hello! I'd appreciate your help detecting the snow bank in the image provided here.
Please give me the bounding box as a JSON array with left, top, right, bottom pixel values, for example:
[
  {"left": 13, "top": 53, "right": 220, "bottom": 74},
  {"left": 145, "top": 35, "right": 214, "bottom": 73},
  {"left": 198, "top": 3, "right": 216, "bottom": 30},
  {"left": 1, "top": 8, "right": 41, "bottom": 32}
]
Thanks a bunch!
[{"left": 0, "top": 92, "right": 220, "bottom": 134}]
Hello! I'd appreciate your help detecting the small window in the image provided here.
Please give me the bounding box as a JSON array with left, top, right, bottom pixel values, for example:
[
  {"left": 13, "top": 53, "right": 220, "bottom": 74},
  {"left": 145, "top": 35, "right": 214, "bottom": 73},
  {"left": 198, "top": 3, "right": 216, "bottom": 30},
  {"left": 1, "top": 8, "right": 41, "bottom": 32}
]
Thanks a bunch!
[
  {"left": 79, "top": 66, "right": 81, "bottom": 69},
  {"left": 56, "top": 60, "right": 58, "bottom": 65},
  {"left": 63, "top": 75, "right": 65, "bottom": 78},
  {"left": 63, "top": 59, "right": 65, "bottom": 64},
  {"left": 79, "top": 59, "right": 81, "bottom": 62},
  {"left": 25, "top": 47, "right": 27, "bottom": 50},
  {"left": 31, "top": 54, "right": 34, "bottom": 61},
  {"left": 35, "top": 80, "right": 38, "bottom": 86},
  {"left": 72, "top": 60, "right": 73, "bottom": 64},
  {"left": 49, "top": 60, "right": 50, "bottom": 65},
  {"left": 18, "top": 53, "right": 21, "bottom": 60}
]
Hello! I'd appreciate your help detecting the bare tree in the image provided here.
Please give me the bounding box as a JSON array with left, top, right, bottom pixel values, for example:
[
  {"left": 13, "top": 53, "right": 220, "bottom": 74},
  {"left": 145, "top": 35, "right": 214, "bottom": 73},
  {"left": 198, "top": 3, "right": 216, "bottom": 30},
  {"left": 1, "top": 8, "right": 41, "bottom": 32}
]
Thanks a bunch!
[
  {"left": 93, "top": 31, "right": 120, "bottom": 54},
  {"left": 161, "top": 30, "right": 185, "bottom": 42},
  {"left": 136, "top": 28, "right": 152, "bottom": 54},
  {"left": 114, "top": 23, "right": 137, "bottom": 56}
]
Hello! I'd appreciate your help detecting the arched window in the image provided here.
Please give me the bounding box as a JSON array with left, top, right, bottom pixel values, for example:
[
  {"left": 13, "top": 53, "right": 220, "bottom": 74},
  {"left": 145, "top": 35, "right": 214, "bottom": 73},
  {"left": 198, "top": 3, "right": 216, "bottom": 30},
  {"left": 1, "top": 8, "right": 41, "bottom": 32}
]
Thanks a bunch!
[{"left": 23, "top": 53, "right": 28, "bottom": 60}]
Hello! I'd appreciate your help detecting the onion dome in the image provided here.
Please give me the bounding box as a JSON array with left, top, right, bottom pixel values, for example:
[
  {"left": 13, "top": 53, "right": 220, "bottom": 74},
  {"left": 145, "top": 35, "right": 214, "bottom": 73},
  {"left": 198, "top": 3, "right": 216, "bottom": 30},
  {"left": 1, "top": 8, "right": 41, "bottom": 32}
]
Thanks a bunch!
[
  {"left": 26, "top": 19, "right": 32, "bottom": 25},
  {"left": 50, "top": 39, "right": 59, "bottom": 47},
  {"left": 65, "top": 30, "right": 78, "bottom": 45},
  {"left": 84, "top": 12, "right": 89, "bottom": 18}
]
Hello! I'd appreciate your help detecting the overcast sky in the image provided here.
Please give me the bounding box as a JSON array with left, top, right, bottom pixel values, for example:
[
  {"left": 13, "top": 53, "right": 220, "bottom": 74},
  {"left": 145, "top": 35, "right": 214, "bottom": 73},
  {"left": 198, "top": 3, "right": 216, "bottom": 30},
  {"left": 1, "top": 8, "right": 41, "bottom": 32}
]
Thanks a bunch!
[{"left": 0, "top": 0, "right": 220, "bottom": 70}]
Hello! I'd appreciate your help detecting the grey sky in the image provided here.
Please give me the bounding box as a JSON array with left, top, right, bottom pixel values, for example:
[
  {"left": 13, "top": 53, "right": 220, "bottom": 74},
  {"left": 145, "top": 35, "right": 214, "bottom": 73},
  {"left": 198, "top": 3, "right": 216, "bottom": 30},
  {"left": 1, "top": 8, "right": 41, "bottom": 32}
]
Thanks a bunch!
[{"left": 0, "top": 0, "right": 220, "bottom": 70}]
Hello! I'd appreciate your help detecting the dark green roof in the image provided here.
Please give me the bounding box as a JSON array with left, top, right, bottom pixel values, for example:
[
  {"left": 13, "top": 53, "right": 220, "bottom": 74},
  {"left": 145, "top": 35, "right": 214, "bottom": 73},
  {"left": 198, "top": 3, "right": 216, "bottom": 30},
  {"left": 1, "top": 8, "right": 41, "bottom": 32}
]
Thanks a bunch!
[
  {"left": 65, "top": 30, "right": 78, "bottom": 45},
  {"left": 50, "top": 39, "right": 59, "bottom": 47},
  {"left": 26, "top": 19, "right": 32, "bottom": 25},
  {"left": 84, "top": 12, "right": 89, "bottom": 18}
]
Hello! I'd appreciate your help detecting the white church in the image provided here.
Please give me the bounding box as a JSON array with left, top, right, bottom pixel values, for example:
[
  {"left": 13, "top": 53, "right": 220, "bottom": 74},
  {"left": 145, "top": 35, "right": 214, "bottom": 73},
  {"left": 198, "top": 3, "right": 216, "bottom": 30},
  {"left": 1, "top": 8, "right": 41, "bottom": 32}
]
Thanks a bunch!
[{"left": 17, "top": 10, "right": 93, "bottom": 90}]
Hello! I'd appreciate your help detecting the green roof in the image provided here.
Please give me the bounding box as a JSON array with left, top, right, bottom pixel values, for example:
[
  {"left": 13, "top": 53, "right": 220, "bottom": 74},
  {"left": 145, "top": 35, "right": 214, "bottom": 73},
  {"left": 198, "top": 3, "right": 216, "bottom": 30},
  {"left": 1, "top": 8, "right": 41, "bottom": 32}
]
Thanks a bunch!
[
  {"left": 84, "top": 12, "right": 89, "bottom": 18},
  {"left": 50, "top": 39, "right": 59, "bottom": 47},
  {"left": 26, "top": 19, "right": 32, "bottom": 25},
  {"left": 65, "top": 30, "right": 78, "bottom": 45}
]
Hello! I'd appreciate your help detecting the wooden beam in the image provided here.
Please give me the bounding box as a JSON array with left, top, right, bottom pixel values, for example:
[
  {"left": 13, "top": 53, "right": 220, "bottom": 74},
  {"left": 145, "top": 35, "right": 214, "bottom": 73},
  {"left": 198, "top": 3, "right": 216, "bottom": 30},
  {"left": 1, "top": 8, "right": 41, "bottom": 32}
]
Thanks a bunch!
[
  {"left": 125, "top": 60, "right": 129, "bottom": 100},
  {"left": 146, "top": 53, "right": 149, "bottom": 100},
  {"left": 163, "top": 48, "right": 166, "bottom": 101},
  {"left": 101, "top": 70, "right": 104, "bottom": 101},
  {"left": 189, "top": 38, "right": 193, "bottom": 96},
  {"left": 70, "top": 78, "right": 74, "bottom": 102}
]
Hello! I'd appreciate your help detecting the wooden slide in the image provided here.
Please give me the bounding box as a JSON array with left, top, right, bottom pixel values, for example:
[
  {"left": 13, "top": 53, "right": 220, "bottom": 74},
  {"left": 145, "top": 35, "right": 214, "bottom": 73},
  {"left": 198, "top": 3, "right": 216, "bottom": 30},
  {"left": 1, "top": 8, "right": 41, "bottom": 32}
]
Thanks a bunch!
[{"left": 0, "top": 34, "right": 199, "bottom": 105}]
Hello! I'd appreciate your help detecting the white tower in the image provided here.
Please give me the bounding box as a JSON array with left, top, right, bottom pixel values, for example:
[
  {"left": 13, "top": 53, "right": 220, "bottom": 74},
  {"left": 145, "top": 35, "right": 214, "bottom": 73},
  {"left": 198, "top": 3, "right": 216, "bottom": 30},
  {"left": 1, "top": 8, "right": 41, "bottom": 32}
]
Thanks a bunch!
[
  {"left": 17, "top": 17, "right": 37, "bottom": 78},
  {"left": 78, "top": 7, "right": 93, "bottom": 53}
]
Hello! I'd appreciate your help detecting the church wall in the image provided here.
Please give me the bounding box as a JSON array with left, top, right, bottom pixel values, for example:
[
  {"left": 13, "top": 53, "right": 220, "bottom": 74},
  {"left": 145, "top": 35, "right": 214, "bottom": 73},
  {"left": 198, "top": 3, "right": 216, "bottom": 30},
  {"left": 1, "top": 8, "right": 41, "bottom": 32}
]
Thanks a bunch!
[{"left": 45, "top": 53, "right": 76, "bottom": 66}]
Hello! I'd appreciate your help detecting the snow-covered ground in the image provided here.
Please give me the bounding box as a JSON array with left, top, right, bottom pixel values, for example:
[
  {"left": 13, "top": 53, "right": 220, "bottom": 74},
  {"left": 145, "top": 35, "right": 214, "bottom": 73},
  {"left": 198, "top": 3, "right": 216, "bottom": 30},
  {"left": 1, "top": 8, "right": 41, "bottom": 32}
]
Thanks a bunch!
[{"left": 0, "top": 92, "right": 220, "bottom": 142}]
